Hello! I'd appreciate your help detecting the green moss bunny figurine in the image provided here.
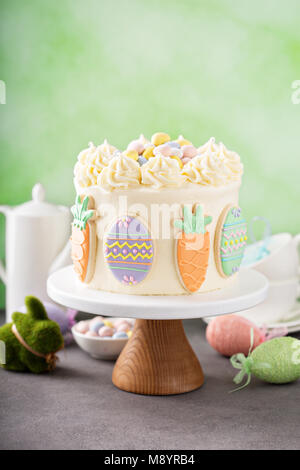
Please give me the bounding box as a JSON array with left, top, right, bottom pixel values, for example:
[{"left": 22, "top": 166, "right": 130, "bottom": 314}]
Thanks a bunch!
[{"left": 0, "top": 296, "right": 64, "bottom": 373}]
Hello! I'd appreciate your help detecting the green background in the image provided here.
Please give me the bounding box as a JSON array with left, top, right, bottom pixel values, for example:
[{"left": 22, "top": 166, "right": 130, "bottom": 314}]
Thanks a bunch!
[{"left": 0, "top": 0, "right": 300, "bottom": 308}]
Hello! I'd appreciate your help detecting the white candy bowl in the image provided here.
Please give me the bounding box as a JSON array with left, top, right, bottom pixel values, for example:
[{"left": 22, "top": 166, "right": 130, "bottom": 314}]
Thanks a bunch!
[{"left": 72, "top": 318, "right": 134, "bottom": 360}]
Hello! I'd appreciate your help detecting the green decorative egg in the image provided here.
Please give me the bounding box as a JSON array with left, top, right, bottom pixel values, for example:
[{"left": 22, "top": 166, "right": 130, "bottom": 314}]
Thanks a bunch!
[
  {"left": 231, "top": 337, "right": 300, "bottom": 390},
  {"left": 251, "top": 337, "right": 300, "bottom": 383},
  {"left": 215, "top": 204, "right": 247, "bottom": 277}
]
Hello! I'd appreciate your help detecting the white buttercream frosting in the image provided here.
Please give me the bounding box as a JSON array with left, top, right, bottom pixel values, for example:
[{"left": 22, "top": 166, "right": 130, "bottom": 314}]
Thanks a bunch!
[
  {"left": 141, "top": 155, "right": 186, "bottom": 189},
  {"left": 74, "top": 136, "right": 243, "bottom": 190},
  {"left": 74, "top": 141, "right": 117, "bottom": 188},
  {"left": 182, "top": 137, "right": 243, "bottom": 186},
  {"left": 98, "top": 153, "right": 141, "bottom": 191}
]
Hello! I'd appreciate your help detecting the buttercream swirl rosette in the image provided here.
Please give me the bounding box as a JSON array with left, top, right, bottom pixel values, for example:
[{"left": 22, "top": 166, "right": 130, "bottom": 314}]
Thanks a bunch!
[
  {"left": 141, "top": 155, "right": 186, "bottom": 189},
  {"left": 98, "top": 153, "right": 141, "bottom": 191},
  {"left": 182, "top": 138, "right": 243, "bottom": 187},
  {"left": 74, "top": 134, "right": 243, "bottom": 190},
  {"left": 74, "top": 140, "right": 117, "bottom": 188}
]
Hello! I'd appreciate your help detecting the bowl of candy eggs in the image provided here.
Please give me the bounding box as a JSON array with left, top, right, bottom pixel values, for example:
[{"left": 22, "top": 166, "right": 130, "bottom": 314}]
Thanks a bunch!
[{"left": 72, "top": 316, "right": 134, "bottom": 360}]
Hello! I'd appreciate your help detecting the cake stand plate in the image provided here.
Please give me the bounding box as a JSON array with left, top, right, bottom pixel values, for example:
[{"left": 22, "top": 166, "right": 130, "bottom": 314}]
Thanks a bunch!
[{"left": 47, "top": 266, "right": 268, "bottom": 396}]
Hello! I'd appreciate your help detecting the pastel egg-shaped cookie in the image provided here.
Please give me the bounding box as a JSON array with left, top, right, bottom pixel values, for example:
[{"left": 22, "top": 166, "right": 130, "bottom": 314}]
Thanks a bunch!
[
  {"left": 214, "top": 204, "right": 247, "bottom": 277},
  {"left": 104, "top": 216, "right": 154, "bottom": 286}
]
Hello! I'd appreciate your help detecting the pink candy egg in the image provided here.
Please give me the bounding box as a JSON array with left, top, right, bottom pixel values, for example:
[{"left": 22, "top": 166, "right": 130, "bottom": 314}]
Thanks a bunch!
[
  {"left": 153, "top": 144, "right": 173, "bottom": 157},
  {"left": 206, "top": 314, "right": 264, "bottom": 357},
  {"left": 85, "top": 330, "right": 98, "bottom": 338},
  {"left": 127, "top": 140, "right": 145, "bottom": 154},
  {"left": 117, "top": 322, "right": 131, "bottom": 333},
  {"left": 181, "top": 145, "right": 198, "bottom": 158},
  {"left": 90, "top": 316, "right": 104, "bottom": 326},
  {"left": 182, "top": 157, "right": 192, "bottom": 165},
  {"left": 113, "top": 319, "right": 125, "bottom": 328},
  {"left": 75, "top": 321, "right": 90, "bottom": 334},
  {"left": 114, "top": 318, "right": 130, "bottom": 328},
  {"left": 99, "top": 326, "right": 115, "bottom": 337}
]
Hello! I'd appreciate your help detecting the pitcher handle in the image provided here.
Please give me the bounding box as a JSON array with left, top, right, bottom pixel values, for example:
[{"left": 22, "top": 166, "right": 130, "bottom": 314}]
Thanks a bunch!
[{"left": 0, "top": 205, "right": 9, "bottom": 284}]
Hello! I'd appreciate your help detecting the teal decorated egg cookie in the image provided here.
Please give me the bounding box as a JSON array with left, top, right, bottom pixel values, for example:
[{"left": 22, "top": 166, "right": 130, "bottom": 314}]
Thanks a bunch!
[
  {"left": 104, "top": 216, "right": 154, "bottom": 286},
  {"left": 215, "top": 204, "right": 247, "bottom": 277}
]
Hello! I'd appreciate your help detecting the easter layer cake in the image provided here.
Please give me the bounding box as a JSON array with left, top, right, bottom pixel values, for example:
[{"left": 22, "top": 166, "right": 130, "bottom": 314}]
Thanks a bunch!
[{"left": 71, "top": 133, "right": 247, "bottom": 295}]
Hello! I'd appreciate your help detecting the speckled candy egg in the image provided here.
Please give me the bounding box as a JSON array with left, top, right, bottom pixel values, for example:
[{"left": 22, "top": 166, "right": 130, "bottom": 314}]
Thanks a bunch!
[
  {"left": 86, "top": 330, "right": 98, "bottom": 338},
  {"left": 104, "top": 216, "right": 154, "bottom": 286},
  {"left": 90, "top": 316, "right": 104, "bottom": 326},
  {"left": 99, "top": 326, "right": 115, "bottom": 337},
  {"left": 127, "top": 139, "right": 145, "bottom": 154},
  {"left": 113, "top": 332, "right": 128, "bottom": 339},
  {"left": 123, "top": 150, "right": 139, "bottom": 161},
  {"left": 89, "top": 321, "right": 105, "bottom": 333},
  {"left": 215, "top": 205, "right": 247, "bottom": 277},
  {"left": 153, "top": 143, "right": 173, "bottom": 157},
  {"left": 181, "top": 145, "right": 198, "bottom": 158},
  {"left": 114, "top": 318, "right": 131, "bottom": 328},
  {"left": 75, "top": 321, "right": 90, "bottom": 334},
  {"left": 138, "top": 156, "right": 148, "bottom": 166},
  {"left": 151, "top": 132, "right": 170, "bottom": 146},
  {"left": 168, "top": 141, "right": 181, "bottom": 149},
  {"left": 182, "top": 157, "right": 192, "bottom": 165},
  {"left": 117, "top": 322, "right": 131, "bottom": 333},
  {"left": 206, "top": 314, "right": 264, "bottom": 357}
]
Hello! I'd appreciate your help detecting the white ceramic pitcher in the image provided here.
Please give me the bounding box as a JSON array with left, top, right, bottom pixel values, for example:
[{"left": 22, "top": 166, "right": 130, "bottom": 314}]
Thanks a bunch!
[{"left": 0, "top": 183, "right": 72, "bottom": 322}]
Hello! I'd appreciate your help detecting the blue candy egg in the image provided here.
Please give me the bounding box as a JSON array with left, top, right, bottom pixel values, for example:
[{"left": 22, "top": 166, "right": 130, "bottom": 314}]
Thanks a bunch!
[
  {"left": 113, "top": 331, "right": 128, "bottom": 339},
  {"left": 138, "top": 156, "right": 148, "bottom": 166},
  {"left": 168, "top": 141, "right": 181, "bottom": 149},
  {"left": 89, "top": 321, "right": 105, "bottom": 333}
]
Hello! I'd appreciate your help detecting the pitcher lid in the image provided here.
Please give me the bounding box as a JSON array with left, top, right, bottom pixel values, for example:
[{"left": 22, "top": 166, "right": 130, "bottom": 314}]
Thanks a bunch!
[{"left": 13, "top": 183, "right": 69, "bottom": 216}]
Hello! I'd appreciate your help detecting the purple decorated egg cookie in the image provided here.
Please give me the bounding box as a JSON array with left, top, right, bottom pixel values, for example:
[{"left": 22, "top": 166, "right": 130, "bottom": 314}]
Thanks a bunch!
[{"left": 104, "top": 216, "right": 154, "bottom": 285}]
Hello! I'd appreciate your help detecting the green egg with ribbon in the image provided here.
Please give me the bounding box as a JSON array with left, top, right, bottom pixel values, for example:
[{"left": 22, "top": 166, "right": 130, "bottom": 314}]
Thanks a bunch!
[{"left": 230, "top": 336, "right": 300, "bottom": 391}]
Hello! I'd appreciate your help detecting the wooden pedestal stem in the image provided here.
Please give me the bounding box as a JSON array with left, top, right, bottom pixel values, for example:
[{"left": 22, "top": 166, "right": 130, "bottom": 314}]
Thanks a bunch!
[{"left": 112, "top": 319, "right": 204, "bottom": 395}]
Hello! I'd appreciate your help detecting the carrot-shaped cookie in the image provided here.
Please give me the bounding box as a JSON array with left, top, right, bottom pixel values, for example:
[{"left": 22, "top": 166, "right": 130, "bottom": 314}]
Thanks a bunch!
[
  {"left": 71, "top": 195, "right": 96, "bottom": 283},
  {"left": 175, "top": 205, "right": 212, "bottom": 293}
]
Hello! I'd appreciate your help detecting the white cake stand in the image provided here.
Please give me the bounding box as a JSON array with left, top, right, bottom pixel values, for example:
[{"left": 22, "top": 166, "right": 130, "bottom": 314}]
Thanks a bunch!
[{"left": 47, "top": 266, "right": 268, "bottom": 396}]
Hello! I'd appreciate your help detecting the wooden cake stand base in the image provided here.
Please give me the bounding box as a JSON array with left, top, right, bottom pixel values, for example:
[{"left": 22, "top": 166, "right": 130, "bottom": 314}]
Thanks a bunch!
[
  {"left": 113, "top": 319, "right": 204, "bottom": 395},
  {"left": 47, "top": 266, "right": 268, "bottom": 396}
]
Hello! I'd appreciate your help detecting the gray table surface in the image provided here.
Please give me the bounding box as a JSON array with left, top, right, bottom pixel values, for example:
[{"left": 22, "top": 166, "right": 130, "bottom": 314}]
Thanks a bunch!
[{"left": 0, "top": 311, "right": 299, "bottom": 450}]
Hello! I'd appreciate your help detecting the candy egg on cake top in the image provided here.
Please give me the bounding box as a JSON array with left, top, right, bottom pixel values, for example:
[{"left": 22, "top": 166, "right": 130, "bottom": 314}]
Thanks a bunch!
[
  {"left": 151, "top": 132, "right": 171, "bottom": 146},
  {"left": 127, "top": 134, "right": 150, "bottom": 155}
]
